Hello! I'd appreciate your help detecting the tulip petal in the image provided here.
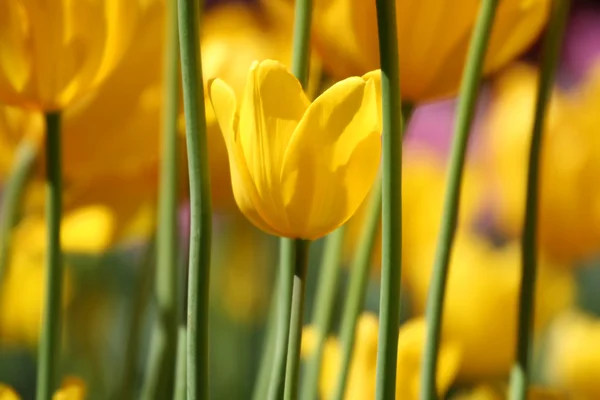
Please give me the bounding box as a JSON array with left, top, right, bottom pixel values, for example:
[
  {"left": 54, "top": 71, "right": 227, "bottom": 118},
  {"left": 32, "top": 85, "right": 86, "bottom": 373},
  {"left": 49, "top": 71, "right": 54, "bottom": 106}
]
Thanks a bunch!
[
  {"left": 238, "top": 60, "right": 310, "bottom": 234},
  {"left": 281, "top": 76, "right": 381, "bottom": 239},
  {"left": 209, "top": 78, "right": 283, "bottom": 236}
]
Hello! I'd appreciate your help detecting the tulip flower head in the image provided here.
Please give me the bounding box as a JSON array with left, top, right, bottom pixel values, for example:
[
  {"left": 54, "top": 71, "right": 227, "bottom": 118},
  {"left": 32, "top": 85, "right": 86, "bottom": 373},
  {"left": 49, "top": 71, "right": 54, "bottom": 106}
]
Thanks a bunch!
[
  {"left": 0, "top": 0, "right": 137, "bottom": 111},
  {"left": 209, "top": 60, "right": 381, "bottom": 240}
]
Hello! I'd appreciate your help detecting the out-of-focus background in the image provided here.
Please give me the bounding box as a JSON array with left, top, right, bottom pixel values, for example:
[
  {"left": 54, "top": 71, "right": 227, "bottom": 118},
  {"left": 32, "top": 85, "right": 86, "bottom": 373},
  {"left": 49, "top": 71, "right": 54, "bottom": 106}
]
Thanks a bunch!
[{"left": 3, "top": 0, "right": 600, "bottom": 399}]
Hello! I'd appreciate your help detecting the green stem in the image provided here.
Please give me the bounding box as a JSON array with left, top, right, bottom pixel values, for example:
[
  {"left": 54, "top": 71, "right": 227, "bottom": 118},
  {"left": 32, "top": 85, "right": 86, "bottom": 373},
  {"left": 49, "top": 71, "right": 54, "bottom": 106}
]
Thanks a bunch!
[
  {"left": 178, "top": 0, "right": 212, "bottom": 398},
  {"left": 174, "top": 326, "right": 188, "bottom": 400},
  {"left": 36, "top": 112, "right": 63, "bottom": 400},
  {"left": 374, "top": 0, "right": 404, "bottom": 397},
  {"left": 420, "top": 1, "right": 498, "bottom": 399},
  {"left": 0, "top": 140, "right": 37, "bottom": 284},
  {"left": 283, "top": 240, "right": 311, "bottom": 400},
  {"left": 300, "top": 227, "right": 345, "bottom": 400},
  {"left": 119, "top": 240, "right": 156, "bottom": 400},
  {"left": 291, "top": 0, "right": 313, "bottom": 88},
  {"left": 332, "top": 177, "right": 382, "bottom": 400},
  {"left": 140, "top": 0, "right": 180, "bottom": 397},
  {"left": 509, "top": 1, "right": 569, "bottom": 399},
  {"left": 267, "top": 238, "right": 295, "bottom": 400},
  {"left": 333, "top": 104, "right": 413, "bottom": 400},
  {"left": 253, "top": 277, "right": 280, "bottom": 400}
]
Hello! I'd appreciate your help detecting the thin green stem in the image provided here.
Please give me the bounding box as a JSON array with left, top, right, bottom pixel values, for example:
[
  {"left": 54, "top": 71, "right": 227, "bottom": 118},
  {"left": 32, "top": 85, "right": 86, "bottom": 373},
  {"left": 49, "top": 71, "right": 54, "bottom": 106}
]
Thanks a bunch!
[
  {"left": 118, "top": 240, "right": 156, "bottom": 400},
  {"left": 333, "top": 177, "right": 381, "bottom": 400},
  {"left": 374, "top": 0, "right": 404, "bottom": 397},
  {"left": 0, "top": 140, "right": 37, "bottom": 284},
  {"left": 509, "top": 1, "right": 569, "bottom": 399},
  {"left": 178, "top": 0, "right": 212, "bottom": 398},
  {"left": 268, "top": 239, "right": 295, "bottom": 400},
  {"left": 174, "top": 326, "right": 188, "bottom": 400},
  {"left": 420, "top": 1, "right": 498, "bottom": 399},
  {"left": 290, "top": 0, "right": 313, "bottom": 88},
  {"left": 36, "top": 112, "right": 63, "bottom": 400},
  {"left": 300, "top": 227, "right": 345, "bottom": 400},
  {"left": 253, "top": 277, "right": 280, "bottom": 400},
  {"left": 284, "top": 240, "right": 311, "bottom": 400},
  {"left": 333, "top": 104, "right": 413, "bottom": 400},
  {"left": 141, "top": 0, "right": 180, "bottom": 397}
]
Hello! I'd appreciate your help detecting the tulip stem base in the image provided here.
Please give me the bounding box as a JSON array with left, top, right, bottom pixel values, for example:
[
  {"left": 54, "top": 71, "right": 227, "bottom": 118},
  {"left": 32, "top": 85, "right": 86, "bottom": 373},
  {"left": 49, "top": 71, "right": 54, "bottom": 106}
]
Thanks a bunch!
[
  {"left": 284, "top": 239, "right": 311, "bottom": 400},
  {"left": 36, "top": 112, "right": 63, "bottom": 400},
  {"left": 420, "top": 1, "right": 498, "bottom": 399},
  {"left": 509, "top": 1, "right": 569, "bottom": 399}
]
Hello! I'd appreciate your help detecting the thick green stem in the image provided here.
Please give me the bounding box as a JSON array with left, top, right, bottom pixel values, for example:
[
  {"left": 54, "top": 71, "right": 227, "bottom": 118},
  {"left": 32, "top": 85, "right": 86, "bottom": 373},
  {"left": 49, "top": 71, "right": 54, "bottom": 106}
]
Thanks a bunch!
[
  {"left": 374, "top": 0, "right": 404, "bottom": 397},
  {"left": 420, "top": 1, "right": 498, "bottom": 399},
  {"left": 268, "top": 239, "right": 295, "bottom": 400},
  {"left": 283, "top": 240, "right": 311, "bottom": 400},
  {"left": 509, "top": 1, "right": 569, "bottom": 399},
  {"left": 291, "top": 0, "right": 313, "bottom": 88},
  {"left": 0, "top": 140, "right": 37, "bottom": 285},
  {"left": 333, "top": 104, "right": 413, "bottom": 400},
  {"left": 178, "top": 0, "right": 212, "bottom": 398},
  {"left": 140, "top": 0, "right": 180, "bottom": 396},
  {"left": 300, "top": 227, "right": 345, "bottom": 400},
  {"left": 36, "top": 112, "right": 63, "bottom": 400}
]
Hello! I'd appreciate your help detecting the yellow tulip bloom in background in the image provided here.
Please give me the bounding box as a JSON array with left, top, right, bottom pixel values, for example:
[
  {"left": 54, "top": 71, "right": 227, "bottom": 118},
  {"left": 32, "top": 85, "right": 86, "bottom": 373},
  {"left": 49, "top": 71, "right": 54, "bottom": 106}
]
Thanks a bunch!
[
  {"left": 0, "top": 378, "right": 85, "bottom": 400},
  {"left": 545, "top": 310, "right": 600, "bottom": 399},
  {"left": 209, "top": 60, "right": 381, "bottom": 239},
  {"left": 484, "top": 63, "right": 600, "bottom": 263},
  {"left": 266, "top": 0, "right": 549, "bottom": 102},
  {"left": 0, "top": 206, "right": 115, "bottom": 345},
  {"left": 301, "top": 314, "right": 461, "bottom": 399},
  {"left": 0, "top": 0, "right": 137, "bottom": 111},
  {"left": 406, "top": 233, "right": 574, "bottom": 380}
]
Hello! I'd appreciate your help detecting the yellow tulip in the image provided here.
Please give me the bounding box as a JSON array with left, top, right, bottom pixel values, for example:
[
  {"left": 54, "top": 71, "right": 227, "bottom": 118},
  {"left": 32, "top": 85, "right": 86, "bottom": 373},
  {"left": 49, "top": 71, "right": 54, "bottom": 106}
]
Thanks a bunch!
[
  {"left": 451, "top": 385, "right": 568, "bottom": 400},
  {"left": 301, "top": 314, "right": 461, "bottom": 399},
  {"left": 406, "top": 233, "right": 574, "bottom": 380},
  {"left": 265, "top": 0, "right": 549, "bottom": 102},
  {"left": 208, "top": 60, "right": 381, "bottom": 239},
  {"left": 484, "top": 63, "right": 600, "bottom": 263},
  {"left": 0, "top": 0, "right": 137, "bottom": 111}
]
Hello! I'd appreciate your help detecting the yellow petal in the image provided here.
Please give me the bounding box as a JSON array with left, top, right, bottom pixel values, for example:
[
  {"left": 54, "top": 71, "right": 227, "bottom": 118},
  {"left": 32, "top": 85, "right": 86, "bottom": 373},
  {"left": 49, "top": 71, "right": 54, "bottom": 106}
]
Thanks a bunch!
[
  {"left": 238, "top": 60, "right": 310, "bottom": 234},
  {"left": 281, "top": 76, "right": 381, "bottom": 239},
  {"left": 0, "top": 384, "right": 20, "bottom": 400},
  {"left": 208, "top": 78, "right": 283, "bottom": 236}
]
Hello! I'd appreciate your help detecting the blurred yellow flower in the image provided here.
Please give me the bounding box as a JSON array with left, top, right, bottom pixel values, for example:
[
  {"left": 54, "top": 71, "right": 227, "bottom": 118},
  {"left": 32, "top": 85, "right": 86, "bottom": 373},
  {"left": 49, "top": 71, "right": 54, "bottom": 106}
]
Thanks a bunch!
[
  {"left": 208, "top": 60, "right": 381, "bottom": 239},
  {"left": 344, "top": 147, "right": 483, "bottom": 271},
  {"left": 200, "top": 3, "right": 297, "bottom": 209},
  {"left": 0, "top": 206, "right": 117, "bottom": 345},
  {"left": 301, "top": 314, "right": 461, "bottom": 399},
  {"left": 0, "top": 0, "right": 138, "bottom": 111},
  {"left": 452, "top": 385, "right": 568, "bottom": 400},
  {"left": 267, "top": 0, "right": 549, "bottom": 102},
  {"left": 545, "top": 309, "right": 600, "bottom": 399},
  {"left": 406, "top": 233, "right": 574, "bottom": 380},
  {"left": 484, "top": 63, "right": 600, "bottom": 263},
  {"left": 0, "top": 377, "right": 86, "bottom": 400},
  {"left": 0, "top": 384, "right": 19, "bottom": 400}
]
